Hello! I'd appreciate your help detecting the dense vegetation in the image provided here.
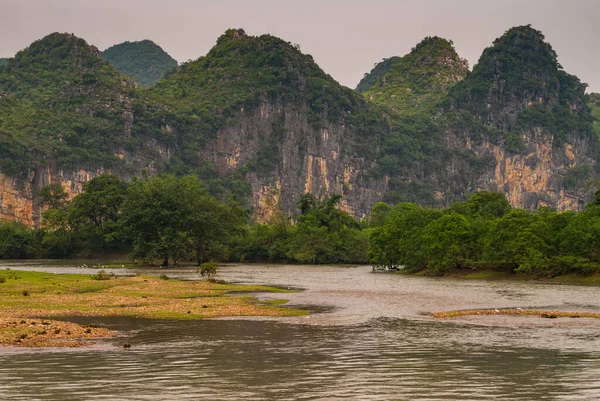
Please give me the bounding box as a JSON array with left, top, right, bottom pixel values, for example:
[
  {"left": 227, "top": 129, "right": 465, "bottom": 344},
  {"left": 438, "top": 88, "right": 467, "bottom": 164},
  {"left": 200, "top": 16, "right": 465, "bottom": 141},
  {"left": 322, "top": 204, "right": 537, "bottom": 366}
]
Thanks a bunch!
[
  {"left": 102, "top": 40, "right": 178, "bottom": 87},
  {"left": 0, "top": 58, "right": 8, "bottom": 67},
  {"left": 2, "top": 174, "right": 600, "bottom": 278},
  {"left": 369, "top": 191, "right": 600, "bottom": 276},
  {"left": 0, "top": 174, "right": 368, "bottom": 265},
  {"left": 0, "top": 33, "right": 160, "bottom": 175},
  {"left": 447, "top": 25, "right": 592, "bottom": 148},
  {"left": 357, "top": 38, "right": 470, "bottom": 204},
  {"left": 362, "top": 37, "right": 468, "bottom": 114},
  {"left": 355, "top": 56, "right": 400, "bottom": 94}
]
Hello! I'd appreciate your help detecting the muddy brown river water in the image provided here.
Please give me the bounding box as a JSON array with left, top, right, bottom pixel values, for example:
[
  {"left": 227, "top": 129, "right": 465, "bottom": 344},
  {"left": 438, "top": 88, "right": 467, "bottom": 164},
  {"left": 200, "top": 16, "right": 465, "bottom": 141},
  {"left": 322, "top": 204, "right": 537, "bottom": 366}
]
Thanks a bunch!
[{"left": 1, "top": 263, "right": 599, "bottom": 400}]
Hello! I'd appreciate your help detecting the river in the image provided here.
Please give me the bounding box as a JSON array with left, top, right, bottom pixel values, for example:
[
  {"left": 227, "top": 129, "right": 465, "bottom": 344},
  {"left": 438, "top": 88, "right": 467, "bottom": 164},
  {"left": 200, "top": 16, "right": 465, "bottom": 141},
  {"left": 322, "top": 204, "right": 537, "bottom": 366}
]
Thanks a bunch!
[{"left": 0, "top": 262, "right": 599, "bottom": 400}]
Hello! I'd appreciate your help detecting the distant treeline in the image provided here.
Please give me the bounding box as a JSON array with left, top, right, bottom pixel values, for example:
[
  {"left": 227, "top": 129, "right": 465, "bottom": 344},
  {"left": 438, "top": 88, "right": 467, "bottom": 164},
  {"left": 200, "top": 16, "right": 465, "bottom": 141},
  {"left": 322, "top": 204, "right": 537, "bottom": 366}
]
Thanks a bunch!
[{"left": 1, "top": 174, "right": 600, "bottom": 277}]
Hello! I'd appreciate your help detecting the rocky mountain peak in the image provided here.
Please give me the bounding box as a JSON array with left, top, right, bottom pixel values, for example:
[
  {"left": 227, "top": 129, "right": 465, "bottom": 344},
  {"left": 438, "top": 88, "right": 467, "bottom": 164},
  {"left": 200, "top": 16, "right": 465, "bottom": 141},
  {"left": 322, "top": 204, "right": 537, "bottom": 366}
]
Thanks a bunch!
[{"left": 448, "top": 25, "right": 589, "bottom": 134}]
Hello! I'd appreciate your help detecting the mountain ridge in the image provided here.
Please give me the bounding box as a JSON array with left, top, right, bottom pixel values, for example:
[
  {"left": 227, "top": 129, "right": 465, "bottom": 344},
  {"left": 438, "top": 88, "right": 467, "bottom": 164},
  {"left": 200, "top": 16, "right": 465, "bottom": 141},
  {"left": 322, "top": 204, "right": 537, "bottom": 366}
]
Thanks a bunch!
[{"left": 0, "top": 26, "right": 598, "bottom": 227}]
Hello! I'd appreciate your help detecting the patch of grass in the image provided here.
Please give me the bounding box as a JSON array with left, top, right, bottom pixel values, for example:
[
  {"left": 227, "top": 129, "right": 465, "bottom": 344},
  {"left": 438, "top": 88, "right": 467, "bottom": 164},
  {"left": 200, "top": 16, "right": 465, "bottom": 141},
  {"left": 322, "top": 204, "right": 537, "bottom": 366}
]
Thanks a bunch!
[
  {"left": 0, "top": 270, "right": 306, "bottom": 326},
  {"left": 548, "top": 274, "right": 600, "bottom": 286}
]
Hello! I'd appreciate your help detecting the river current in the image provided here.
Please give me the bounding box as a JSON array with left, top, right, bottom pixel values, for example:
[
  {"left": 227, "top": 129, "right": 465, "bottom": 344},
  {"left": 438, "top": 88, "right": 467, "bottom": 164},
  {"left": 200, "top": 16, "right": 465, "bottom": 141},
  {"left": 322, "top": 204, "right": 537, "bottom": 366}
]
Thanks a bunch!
[{"left": 0, "top": 262, "right": 599, "bottom": 400}]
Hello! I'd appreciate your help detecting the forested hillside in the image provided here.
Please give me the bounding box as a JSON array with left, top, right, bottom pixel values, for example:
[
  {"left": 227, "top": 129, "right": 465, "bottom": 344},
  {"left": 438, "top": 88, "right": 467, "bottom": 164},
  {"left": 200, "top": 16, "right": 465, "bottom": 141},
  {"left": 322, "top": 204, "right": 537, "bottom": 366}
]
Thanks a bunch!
[
  {"left": 0, "top": 26, "right": 598, "bottom": 228},
  {"left": 102, "top": 40, "right": 177, "bottom": 86}
]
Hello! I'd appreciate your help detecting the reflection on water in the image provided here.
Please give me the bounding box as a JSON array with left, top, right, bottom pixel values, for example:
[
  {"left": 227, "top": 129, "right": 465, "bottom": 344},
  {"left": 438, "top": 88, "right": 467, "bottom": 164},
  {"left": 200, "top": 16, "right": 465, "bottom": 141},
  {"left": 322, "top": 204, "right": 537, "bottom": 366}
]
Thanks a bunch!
[{"left": 0, "top": 262, "right": 600, "bottom": 400}]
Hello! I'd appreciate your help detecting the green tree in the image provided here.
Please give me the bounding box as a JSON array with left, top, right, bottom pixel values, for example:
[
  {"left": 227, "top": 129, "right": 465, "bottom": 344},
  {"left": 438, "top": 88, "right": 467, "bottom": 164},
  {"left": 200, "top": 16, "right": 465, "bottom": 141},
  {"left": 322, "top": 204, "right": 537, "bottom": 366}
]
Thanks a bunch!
[
  {"left": 68, "top": 174, "right": 128, "bottom": 250},
  {"left": 421, "top": 213, "right": 472, "bottom": 274},
  {"left": 180, "top": 176, "right": 244, "bottom": 265},
  {"left": 0, "top": 220, "right": 36, "bottom": 258},
  {"left": 120, "top": 175, "right": 190, "bottom": 265}
]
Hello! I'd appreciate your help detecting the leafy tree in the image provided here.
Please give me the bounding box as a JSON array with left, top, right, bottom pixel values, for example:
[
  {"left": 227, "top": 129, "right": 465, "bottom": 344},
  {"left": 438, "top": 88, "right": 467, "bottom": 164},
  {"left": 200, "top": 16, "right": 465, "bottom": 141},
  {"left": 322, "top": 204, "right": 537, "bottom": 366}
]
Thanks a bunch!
[
  {"left": 120, "top": 174, "right": 243, "bottom": 265},
  {"left": 421, "top": 213, "right": 472, "bottom": 274},
  {"left": 483, "top": 209, "right": 550, "bottom": 273},
  {"left": 68, "top": 174, "right": 128, "bottom": 250},
  {"left": 0, "top": 220, "right": 36, "bottom": 258},
  {"left": 180, "top": 176, "right": 244, "bottom": 264},
  {"left": 120, "top": 175, "right": 190, "bottom": 265}
]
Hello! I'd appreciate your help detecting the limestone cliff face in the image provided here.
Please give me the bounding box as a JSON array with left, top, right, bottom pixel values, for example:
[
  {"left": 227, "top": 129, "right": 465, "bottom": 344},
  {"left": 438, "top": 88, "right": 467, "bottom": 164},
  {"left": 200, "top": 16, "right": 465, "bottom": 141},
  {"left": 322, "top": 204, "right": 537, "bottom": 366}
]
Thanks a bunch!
[
  {"left": 0, "top": 168, "right": 102, "bottom": 225},
  {"left": 201, "top": 101, "right": 387, "bottom": 221},
  {"left": 442, "top": 126, "right": 596, "bottom": 211}
]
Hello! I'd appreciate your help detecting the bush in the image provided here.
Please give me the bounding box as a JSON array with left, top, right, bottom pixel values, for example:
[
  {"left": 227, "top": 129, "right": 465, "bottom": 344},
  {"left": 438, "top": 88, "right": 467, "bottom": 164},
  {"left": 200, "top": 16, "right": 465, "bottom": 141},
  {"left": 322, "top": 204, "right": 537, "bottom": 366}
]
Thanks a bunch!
[
  {"left": 199, "top": 262, "right": 218, "bottom": 280},
  {"left": 548, "top": 256, "right": 598, "bottom": 277}
]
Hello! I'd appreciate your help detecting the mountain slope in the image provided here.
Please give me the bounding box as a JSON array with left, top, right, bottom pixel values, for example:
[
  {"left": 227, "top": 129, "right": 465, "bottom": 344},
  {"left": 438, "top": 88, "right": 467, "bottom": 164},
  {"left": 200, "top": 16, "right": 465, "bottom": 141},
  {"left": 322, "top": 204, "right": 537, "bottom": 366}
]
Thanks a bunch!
[
  {"left": 355, "top": 56, "right": 400, "bottom": 94},
  {"left": 0, "top": 30, "right": 390, "bottom": 225},
  {"left": 102, "top": 40, "right": 177, "bottom": 86},
  {"left": 362, "top": 37, "right": 468, "bottom": 114},
  {"left": 150, "top": 28, "right": 389, "bottom": 217},
  {"left": 0, "top": 33, "right": 170, "bottom": 224},
  {"left": 441, "top": 25, "right": 596, "bottom": 209},
  {"left": 0, "top": 58, "right": 8, "bottom": 67}
]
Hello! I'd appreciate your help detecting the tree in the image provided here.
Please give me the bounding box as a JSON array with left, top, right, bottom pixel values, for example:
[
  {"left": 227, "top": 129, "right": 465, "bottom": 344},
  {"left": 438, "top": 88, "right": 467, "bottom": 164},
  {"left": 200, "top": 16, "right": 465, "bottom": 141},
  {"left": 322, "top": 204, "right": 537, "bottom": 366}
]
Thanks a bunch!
[
  {"left": 0, "top": 220, "right": 35, "bottom": 258},
  {"left": 181, "top": 176, "right": 244, "bottom": 265},
  {"left": 421, "top": 213, "right": 473, "bottom": 274},
  {"left": 368, "top": 202, "right": 442, "bottom": 270},
  {"left": 483, "top": 209, "right": 550, "bottom": 273},
  {"left": 120, "top": 175, "right": 243, "bottom": 265},
  {"left": 120, "top": 175, "right": 189, "bottom": 265},
  {"left": 68, "top": 174, "right": 128, "bottom": 250}
]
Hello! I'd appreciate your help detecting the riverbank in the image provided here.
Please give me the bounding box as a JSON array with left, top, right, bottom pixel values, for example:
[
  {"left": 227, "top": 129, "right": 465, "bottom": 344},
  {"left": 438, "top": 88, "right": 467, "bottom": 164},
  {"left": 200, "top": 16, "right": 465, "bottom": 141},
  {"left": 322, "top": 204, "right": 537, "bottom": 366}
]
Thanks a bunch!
[{"left": 0, "top": 270, "right": 305, "bottom": 347}]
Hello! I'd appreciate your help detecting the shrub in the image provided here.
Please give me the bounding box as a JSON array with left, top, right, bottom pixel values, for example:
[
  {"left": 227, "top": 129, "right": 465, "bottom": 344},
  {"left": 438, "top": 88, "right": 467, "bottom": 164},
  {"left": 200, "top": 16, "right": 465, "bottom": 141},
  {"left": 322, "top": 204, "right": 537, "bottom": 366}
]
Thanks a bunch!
[{"left": 199, "top": 262, "right": 218, "bottom": 280}]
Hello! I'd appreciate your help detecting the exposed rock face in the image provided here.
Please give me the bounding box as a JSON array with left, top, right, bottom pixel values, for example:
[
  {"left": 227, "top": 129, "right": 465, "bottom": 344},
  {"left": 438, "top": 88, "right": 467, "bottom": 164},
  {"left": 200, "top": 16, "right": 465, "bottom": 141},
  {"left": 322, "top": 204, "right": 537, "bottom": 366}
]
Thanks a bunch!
[{"left": 202, "top": 101, "right": 387, "bottom": 221}]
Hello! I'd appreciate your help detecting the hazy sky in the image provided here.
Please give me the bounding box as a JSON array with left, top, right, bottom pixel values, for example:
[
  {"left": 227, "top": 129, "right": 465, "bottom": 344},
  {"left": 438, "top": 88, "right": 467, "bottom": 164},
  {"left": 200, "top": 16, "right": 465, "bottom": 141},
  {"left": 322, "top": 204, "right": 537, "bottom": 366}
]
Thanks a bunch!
[{"left": 1, "top": 0, "right": 599, "bottom": 91}]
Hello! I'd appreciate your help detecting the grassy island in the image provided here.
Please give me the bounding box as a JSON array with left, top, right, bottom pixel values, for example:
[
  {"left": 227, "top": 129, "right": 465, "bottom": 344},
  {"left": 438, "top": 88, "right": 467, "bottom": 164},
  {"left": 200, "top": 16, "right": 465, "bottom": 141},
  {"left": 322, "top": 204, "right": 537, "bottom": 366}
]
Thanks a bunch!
[{"left": 0, "top": 270, "right": 304, "bottom": 347}]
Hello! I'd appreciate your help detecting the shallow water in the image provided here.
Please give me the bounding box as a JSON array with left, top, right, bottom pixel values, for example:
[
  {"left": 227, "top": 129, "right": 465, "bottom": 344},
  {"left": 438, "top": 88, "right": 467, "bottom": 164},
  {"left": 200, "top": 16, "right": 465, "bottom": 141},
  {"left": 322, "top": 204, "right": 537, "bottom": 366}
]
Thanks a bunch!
[{"left": 1, "top": 262, "right": 599, "bottom": 400}]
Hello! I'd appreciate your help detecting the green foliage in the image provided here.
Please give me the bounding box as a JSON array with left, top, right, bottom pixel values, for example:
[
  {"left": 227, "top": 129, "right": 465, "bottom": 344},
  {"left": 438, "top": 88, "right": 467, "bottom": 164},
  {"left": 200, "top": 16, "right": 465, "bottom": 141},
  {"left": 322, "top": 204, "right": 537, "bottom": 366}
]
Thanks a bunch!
[
  {"left": 355, "top": 56, "right": 401, "bottom": 94},
  {"left": 362, "top": 37, "right": 467, "bottom": 114},
  {"left": 367, "top": 191, "right": 600, "bottom": 276},
  {"left": 199, "top": 262, "right": 218, "bottom": 279},
  {"left": 102, "top": 40, "right": 178, "bottom": 87},
  {"left": 448, "top": 25, "right": 592, "bottom": 147},
  {"left": 120, "top": 174, "right": 244, "bottom": 265},
  {"left": 238, "top": 193, "right": 368, "bottom": 264},
  {"left": 0, "top": 220, "right": 37, "bottom": 258},
  {"left": 0, "top": 58, "right": 8, "bottom": 67},
  {"left": 0, "top": 33, "right": 161, "bottom": 175}
]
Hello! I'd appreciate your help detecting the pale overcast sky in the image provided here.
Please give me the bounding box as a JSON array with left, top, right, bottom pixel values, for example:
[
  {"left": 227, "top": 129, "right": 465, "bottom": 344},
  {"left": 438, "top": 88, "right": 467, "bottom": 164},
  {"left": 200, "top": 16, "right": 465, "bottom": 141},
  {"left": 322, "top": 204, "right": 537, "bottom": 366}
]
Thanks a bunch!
[{"left": 1, "top": 0, "right": 598, "bottom": 91}]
